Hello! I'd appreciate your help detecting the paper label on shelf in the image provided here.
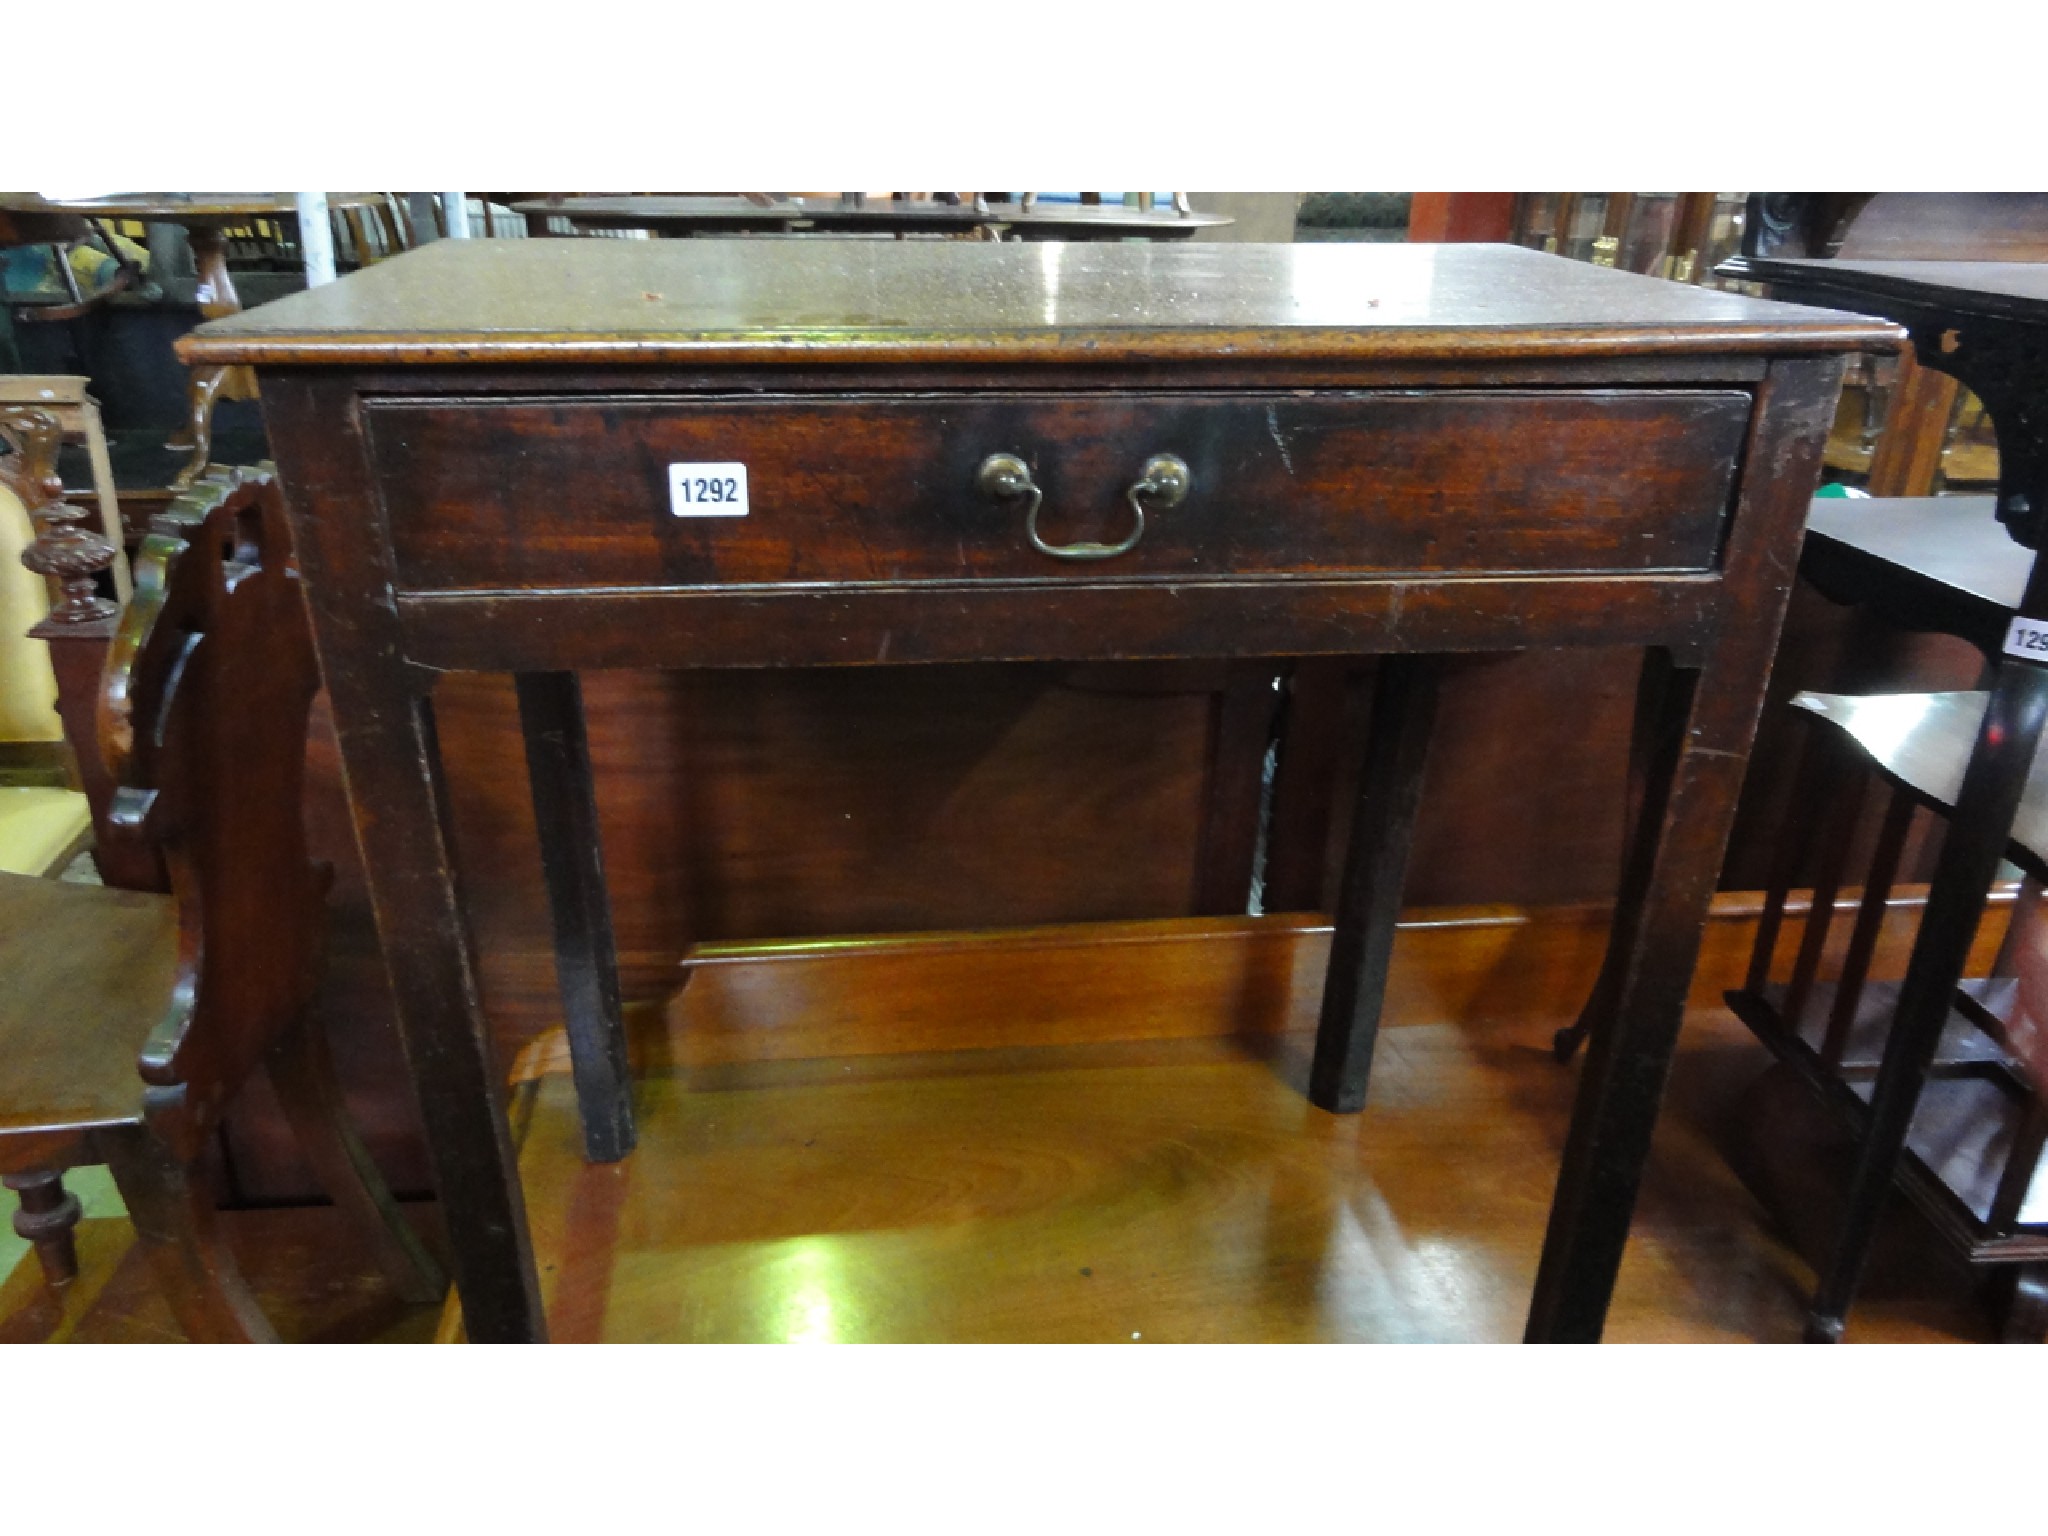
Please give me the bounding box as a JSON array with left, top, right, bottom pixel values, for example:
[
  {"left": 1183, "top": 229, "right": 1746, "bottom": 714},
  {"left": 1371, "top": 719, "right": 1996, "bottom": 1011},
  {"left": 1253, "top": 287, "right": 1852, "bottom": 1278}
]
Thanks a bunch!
[
  {"left": 668, "top": 463, "right": 749, "bottom": 517},
  {"left": 2004, "top": 616, "right": 2048, "bottom": 662}
]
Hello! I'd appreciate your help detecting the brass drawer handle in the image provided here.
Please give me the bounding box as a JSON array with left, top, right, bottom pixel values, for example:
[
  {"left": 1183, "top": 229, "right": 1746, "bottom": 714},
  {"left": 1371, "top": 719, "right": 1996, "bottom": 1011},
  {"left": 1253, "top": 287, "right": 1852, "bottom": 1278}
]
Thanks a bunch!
[{"left": 976, "top": 453, "right": 1190, "bottom": 562}]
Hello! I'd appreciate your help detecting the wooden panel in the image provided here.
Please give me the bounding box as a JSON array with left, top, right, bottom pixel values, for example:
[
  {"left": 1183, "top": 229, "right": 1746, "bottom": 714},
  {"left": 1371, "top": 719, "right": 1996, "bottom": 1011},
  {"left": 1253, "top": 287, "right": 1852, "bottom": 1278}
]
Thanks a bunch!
[
  {"left": 1267, "top": 650, "right": 1642, "bottom": 913},
  {"left": 431, "top": 664, "right": 1228, "bottom": 1052},
  {"left": 368, "top": 391, "right": 1752, "bottom": 591},
  {"left": 1405, "top": 193, "right": 1516, "bottom": 244}
]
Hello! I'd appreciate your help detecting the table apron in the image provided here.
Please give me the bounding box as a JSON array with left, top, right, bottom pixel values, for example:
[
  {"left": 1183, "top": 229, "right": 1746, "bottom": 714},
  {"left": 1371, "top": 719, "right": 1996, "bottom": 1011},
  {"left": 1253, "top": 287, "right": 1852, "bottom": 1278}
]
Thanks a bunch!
[{"left": 392, "top": 571, "right": 1726, "bottom": 672}]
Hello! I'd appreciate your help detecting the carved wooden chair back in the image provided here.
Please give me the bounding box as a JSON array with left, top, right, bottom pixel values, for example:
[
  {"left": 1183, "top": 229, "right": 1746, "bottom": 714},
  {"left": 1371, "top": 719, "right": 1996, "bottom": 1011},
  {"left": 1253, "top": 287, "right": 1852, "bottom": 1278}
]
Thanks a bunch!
[
  {"left": 2, "top": 463, "right": 441, "bottom": 1338},
  {"left": 99, "top": 467, "right": 330, "bottom": 1159}
]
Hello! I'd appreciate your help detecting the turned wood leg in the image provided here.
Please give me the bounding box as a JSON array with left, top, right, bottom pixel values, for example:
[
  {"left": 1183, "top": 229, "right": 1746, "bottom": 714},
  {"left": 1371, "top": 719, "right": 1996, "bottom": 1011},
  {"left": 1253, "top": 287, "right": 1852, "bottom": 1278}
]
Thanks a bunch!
[
  {"left": 105, "top": 1134, "right": 278, "bottom": 1343},
  {"left": 266, "top": 1014, "right": 448, "bottom": 1305},
  {"left": 516, "top": 671, "right": 636, "bottom": 1163},
  {"left": 169, "top": 365, "right": 228, "bottom": 488},
  {"left": 4, "top": 1170, "right": 82, "bottom": 1289},
  {"left": 1309, "top": 654, "right": 1442, "bottom": 1113}
]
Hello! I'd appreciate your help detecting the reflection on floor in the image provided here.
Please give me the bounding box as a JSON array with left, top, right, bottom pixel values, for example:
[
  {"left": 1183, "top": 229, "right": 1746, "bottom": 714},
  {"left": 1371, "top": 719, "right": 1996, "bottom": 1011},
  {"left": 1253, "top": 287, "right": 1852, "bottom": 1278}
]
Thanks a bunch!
[
  {"left": 2, "top": 907, "right": 2007, "bottom": 1344},
  {"left": 0, "top": 1201, "right": 442, "bottom": 1345},
  {"left": 488, "top": 1013, "right": 1990, "bottom": 1345}
]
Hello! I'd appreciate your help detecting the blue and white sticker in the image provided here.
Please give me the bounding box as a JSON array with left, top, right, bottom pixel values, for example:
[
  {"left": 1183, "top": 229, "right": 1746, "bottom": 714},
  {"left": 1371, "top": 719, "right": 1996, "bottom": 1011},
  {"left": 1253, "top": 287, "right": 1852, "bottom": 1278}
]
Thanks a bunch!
[
  {"left": 668, "top": 462, "right": 749, "bottom": 517},
  {"left": 2003, "top": 615, "right": 2048, "bottom": 662}
]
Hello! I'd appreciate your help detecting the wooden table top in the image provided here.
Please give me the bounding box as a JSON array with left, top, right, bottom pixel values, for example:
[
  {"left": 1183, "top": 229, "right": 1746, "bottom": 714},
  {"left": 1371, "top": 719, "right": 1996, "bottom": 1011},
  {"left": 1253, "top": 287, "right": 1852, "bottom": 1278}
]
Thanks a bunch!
[
  {"left": 183, "top": 239, "right": 1899, "bottom": 370},
  {"left": 1725, "top": 256, "right": 2048, "bottom": 327},
  {"left": 511, "top": 196, "right": 809, "bottom": 227},
  {"left": 0, "top": 193, "right": 389, "bottom": 224},
  {"left": 995, "top": 204, "right": 1231, "bottom": 237},
  {"left": 510, "top": 197, "right": 1231, "bottom": 238}
]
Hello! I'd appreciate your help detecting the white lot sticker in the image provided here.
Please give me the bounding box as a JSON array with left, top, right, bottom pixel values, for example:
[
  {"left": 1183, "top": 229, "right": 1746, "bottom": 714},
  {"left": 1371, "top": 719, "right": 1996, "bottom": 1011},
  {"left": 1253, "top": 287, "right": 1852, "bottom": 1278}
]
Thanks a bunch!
[
  {"left": 2005, "top": 616, "right": 2048, "bottom": 662},
  {"left": 669, "top": 463, "right": 749, "bottom": 517}
]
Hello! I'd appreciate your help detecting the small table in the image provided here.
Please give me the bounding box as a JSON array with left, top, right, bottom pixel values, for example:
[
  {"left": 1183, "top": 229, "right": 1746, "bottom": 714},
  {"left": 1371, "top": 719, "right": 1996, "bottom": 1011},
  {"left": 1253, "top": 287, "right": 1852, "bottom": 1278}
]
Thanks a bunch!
[
  {"left": 184, "top": 239, "right": 1886, "bottom": 1342},
  {"left": 0, "top": 193, "right": 392, "bottom": 487},
  {"left": 512, "top": 196, "right": 1232, "bottom": 241},
  {"left": 513, "top": 196, "right": 810, "bottom": 238},
  {"left": 1721, "top": 254, "right": 2048, "bottom": 1338},
  {"left": 993, "top": 203, "right": 1230, "bottom": 241}
]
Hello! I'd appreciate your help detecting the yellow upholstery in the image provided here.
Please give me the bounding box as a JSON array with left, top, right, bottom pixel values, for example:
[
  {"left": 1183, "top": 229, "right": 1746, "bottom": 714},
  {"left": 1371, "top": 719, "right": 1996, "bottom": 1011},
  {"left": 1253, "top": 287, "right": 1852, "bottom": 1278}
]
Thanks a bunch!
[
  {"left": 0, "top": 476, "right": 63, "bottom": 743},
  {"left": 0, "top": 472, "right": 91, "bottom": 877}
]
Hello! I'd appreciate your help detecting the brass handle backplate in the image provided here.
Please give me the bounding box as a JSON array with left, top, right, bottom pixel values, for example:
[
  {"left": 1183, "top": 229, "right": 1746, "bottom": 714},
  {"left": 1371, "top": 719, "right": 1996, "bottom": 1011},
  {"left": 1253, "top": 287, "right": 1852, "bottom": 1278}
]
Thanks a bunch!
[{"left": 976, "top": 452, "right": 1189, "bottom": 562}]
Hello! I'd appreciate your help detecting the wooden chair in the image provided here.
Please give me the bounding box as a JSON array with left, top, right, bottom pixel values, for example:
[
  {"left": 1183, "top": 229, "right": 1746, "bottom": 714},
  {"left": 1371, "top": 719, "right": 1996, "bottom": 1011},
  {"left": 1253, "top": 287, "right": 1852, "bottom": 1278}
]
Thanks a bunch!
[{"left": 0, "top": 467, "right": 443, "bottom": 1340}]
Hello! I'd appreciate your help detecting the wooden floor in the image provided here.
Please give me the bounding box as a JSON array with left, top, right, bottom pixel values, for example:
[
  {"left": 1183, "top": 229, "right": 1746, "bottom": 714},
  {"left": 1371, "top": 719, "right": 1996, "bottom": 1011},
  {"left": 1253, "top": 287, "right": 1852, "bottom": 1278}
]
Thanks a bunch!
[
  {"left": 5, "top": 901, "right": 2013, "bottom": 1344},
  {"left": 0, "top": 1204, "right": 443, "bottom": 1344}
]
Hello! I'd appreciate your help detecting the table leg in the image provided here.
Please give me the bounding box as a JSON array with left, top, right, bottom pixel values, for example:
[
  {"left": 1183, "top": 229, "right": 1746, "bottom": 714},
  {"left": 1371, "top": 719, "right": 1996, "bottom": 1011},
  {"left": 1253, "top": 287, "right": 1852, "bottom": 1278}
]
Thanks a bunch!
[
  {"left": 1554, "top": 648, "right": 1680, "bottom": 1063},
  {"left": 1803, "top": 660, "right": 2048, "bottom": 1342},
  {"left": 351, "top": 689, "right": 547, "bottom": 1340},
  {"left": 169, "top": 225, "right": 256, "bottom": 487},
  {"left": 515, "top": 671, "right": 636, "bottom": 1163},
  {"left": 169, "top": 365, "right": 228, "bottom": 488},
  {"left": 264, "top": 378, "right": 547, "bottom": 1341},
  {"left": 1525, "top": 354, "right": 1846, "bottom": 1342},
  {"left": 1309, "top": 654, "right": 1442, "bottom": 1113},
  {"left": 1524, "top": 657, "right": 1720, "bottom": 1340}
]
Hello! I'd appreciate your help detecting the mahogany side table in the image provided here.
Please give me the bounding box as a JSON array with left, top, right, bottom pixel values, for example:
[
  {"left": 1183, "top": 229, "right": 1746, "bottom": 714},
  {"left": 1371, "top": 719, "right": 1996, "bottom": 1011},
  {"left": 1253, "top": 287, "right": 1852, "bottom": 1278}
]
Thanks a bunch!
[{"left": 182, "top": 239, "right": 1889, "bottom": 1342}]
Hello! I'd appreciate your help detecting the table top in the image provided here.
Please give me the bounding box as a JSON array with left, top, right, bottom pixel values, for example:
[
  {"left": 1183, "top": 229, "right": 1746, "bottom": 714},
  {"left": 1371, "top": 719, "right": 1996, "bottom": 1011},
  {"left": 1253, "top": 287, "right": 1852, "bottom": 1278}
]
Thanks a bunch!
[
  {"left": 510, "top": 197, "right": 1231, "bottom": 238},
  {"left": 0, "top": 192, "right": 389, "bottom": 223},
  {"left": 183, "top": 239, "right": 1899, "bottom": 371},
  {"left": 512, "top": 196, "right": 809, "bottom": 227},
  {"left": 997, "top": 205, "right": 1230, "bottom": 238},
  {"left": 1723, "top": 255, "right": 2048, "bottom": 328}
]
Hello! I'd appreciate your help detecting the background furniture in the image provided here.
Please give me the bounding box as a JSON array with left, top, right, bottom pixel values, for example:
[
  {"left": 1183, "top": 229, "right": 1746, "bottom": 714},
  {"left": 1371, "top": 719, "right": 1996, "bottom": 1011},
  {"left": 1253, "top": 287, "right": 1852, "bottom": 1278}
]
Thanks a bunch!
[
  {"left": 185, "top": 237, "right": 1881, "bottom": 1342},
  {"left": 0, "top": 195, "right": 394, "bottom": 488},
  {"left": 1746, "top": 689, "right": 2048, "bottom": 1340},
  {"left": 1717, "top": 254, "right": 2048, "bottom": 1340},
  {"left": 0, "top": 468, "right": 440, "bottom": 1339},
  {"left": 0, "top": 403, "right": 136, "bottom": 879},
  {"left": 511, "top": 194, "right": 1231, "bottom": 241},
  {"left": 1511, "top": 193, "right": 1741, "bottom": 283},
  {"left": 0, "top": 376, "right": 129, "bottom": 599},
  {"left": 0, "top": 414, "right": 92, "bottom": 877}
]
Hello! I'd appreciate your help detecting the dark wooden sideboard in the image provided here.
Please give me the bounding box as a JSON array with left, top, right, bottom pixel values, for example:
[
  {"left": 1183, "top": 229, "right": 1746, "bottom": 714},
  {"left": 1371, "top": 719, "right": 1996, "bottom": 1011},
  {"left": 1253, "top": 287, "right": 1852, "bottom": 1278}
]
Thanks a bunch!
[{"left": 182, "top": 239, "right": 1892, "bottom": 1342}]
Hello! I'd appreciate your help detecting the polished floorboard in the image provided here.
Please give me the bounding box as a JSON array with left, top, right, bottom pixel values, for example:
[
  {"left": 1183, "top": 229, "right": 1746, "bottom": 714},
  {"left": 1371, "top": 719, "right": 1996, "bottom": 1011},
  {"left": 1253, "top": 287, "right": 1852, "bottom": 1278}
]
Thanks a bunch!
[
  {"left": 493, "top": 1019, "right": 1987, "bottom": 1344},
  {"left": 3, "top": 906, "right": 2006, "bottom": 1344}
]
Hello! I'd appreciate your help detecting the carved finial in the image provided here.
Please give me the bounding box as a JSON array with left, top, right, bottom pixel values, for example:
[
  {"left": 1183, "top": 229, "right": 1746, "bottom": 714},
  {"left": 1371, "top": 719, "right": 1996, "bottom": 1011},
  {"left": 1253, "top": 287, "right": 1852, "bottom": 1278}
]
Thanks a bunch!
[{"left": 2, "top": 406, "right": 117, "bottom": 624}]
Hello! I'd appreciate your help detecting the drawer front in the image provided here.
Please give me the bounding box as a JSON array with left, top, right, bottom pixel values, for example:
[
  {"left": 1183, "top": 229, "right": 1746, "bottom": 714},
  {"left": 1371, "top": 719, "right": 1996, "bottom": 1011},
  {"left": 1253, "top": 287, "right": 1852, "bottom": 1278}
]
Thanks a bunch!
[{"left": 366, "top": 390, "right": 1750, "bottom": 592}]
